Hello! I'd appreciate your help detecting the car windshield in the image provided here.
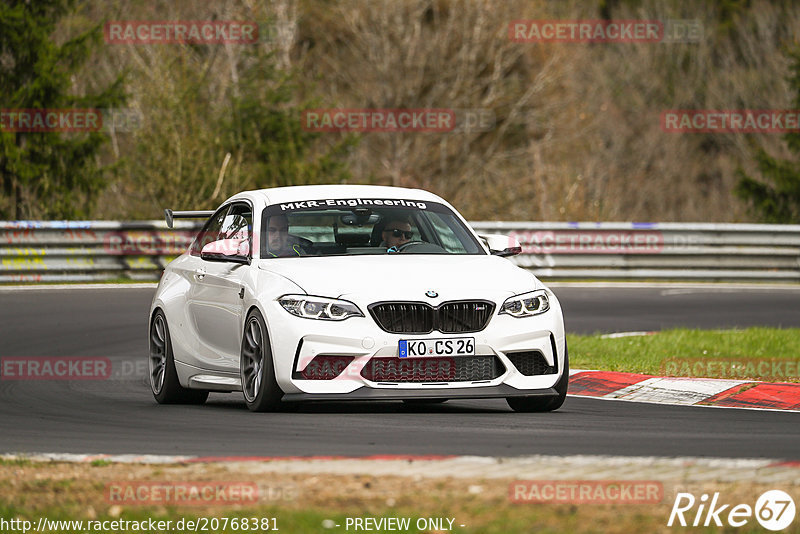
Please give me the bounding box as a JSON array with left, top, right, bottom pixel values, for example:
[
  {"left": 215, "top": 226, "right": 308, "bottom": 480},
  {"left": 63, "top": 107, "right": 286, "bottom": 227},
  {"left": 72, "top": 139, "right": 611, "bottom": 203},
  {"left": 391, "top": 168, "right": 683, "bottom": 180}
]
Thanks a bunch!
[{"left": 260, "top": 198, "right": 484, "bottom": 258}]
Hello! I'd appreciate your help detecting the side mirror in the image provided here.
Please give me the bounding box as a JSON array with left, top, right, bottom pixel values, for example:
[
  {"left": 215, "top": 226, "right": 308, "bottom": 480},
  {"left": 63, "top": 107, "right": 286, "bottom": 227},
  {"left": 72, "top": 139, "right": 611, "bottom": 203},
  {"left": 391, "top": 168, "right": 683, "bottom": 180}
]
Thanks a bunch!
[
  {"left": 478, "top": 234, "right": 522, "bottom": 257},
  {"left": 200, "top": 239, "right": 251, "bottom": 265}
]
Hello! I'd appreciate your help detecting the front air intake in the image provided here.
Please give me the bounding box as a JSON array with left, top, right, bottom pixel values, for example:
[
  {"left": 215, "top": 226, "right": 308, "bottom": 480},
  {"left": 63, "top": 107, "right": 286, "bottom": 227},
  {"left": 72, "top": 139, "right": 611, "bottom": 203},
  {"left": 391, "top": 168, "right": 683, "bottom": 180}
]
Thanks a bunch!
[
  {"left": 506, "top": 351, "right": 556, "bottom": 376},
  {"left": 361, "top": 355, "right": 504, "bottom": 382}
]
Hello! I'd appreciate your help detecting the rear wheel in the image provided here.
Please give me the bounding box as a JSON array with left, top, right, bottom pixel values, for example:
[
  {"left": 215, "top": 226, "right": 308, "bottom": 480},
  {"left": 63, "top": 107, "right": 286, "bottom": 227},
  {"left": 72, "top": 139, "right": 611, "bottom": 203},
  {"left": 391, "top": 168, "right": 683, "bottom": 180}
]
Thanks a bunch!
[
  {"left": 149, "top": 310, "right": 208, "bottom": 405},
  {"left": 506, "top": 347, "right": 569, "bottom": 413},
  {"left": 240, "top": 309, "right": 284, "bottom": 412}
]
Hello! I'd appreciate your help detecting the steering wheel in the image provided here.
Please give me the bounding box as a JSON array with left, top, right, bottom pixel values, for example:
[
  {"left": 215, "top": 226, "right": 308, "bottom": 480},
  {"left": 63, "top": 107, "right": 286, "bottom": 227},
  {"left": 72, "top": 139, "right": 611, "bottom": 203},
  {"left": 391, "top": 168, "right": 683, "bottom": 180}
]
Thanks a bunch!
[{"left": 393, "top": 241, "right": 446, "bottom": 253}]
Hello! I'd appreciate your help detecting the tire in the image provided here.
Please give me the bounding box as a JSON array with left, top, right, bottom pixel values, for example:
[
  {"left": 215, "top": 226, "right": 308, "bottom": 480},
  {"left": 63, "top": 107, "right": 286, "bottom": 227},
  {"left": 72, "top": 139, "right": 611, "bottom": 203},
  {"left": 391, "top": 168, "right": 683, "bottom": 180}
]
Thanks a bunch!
[
  {"left": 149, "top": 310, "right": 209, "bottom": 405},
  {"left": 506, "top": 346, "right": 569, "bottom": 413},
  {"left": 240, "top": 308, "right": 284, "bottom": 412}
]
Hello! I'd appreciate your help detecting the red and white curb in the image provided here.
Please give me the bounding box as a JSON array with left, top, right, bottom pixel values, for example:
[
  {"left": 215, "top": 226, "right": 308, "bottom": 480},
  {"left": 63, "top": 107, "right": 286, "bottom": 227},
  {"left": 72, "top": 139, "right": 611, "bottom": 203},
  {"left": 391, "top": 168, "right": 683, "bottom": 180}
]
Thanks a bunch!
[
  {"left": 2, "top": 453, "right": 799, "bottom": 484},
  {"left": 569, "top": 369, "right": 800, "bottom": 411}
]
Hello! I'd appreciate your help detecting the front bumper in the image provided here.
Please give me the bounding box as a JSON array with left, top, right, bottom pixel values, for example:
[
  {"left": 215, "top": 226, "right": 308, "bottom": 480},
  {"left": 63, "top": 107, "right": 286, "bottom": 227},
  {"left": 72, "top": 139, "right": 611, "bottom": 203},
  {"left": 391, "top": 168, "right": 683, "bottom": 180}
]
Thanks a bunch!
[{"left": 263, "top": 292, "right": 566, "bottom": 398}]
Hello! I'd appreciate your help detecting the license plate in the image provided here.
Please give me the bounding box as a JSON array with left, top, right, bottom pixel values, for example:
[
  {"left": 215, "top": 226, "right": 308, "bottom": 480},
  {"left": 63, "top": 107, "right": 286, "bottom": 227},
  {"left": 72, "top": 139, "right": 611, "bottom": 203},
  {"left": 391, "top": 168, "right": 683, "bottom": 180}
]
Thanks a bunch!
[{"left": 398, "top": 337, "right": 475, "bottom": 358}]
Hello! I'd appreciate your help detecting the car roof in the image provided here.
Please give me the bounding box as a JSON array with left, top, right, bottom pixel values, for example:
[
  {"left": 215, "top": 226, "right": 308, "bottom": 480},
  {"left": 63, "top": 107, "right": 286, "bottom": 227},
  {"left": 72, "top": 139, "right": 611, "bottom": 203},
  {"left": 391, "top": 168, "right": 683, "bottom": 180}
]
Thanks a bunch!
[{"left": 225, "top": 184, "right": 445, "bottom": 206}]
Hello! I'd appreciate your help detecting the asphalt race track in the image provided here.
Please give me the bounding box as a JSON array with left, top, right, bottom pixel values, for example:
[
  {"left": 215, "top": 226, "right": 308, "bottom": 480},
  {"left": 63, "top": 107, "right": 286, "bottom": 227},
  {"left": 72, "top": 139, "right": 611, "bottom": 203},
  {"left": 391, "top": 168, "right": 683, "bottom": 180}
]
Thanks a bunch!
[
  {"left": 555, "top": 284, "right": 800, "bottom": 334},
  {"left": 1, "top": 284, "right": 799, "bottom": 459}
]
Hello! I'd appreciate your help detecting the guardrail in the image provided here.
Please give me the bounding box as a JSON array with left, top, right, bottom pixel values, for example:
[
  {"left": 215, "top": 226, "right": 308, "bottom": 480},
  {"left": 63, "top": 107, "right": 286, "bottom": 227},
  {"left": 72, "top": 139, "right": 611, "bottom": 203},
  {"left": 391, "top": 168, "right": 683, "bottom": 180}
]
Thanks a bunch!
[
  {"left": 1, "top": 221, "right": 798, "bottom": 283},
  {"left": 472, "top": 221, "right": 800, "bottom": 282},
  {"left": 0, "top": 221, "right": 201, "bottom": 283}
]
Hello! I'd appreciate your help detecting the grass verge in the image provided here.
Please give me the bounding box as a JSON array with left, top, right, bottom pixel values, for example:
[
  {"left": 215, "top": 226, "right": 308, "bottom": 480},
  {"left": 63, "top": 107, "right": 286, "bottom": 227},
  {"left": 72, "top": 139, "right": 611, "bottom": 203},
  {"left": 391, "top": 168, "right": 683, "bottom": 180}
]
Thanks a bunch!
[
  {"left": 568, "top": 327, "right": 800, "bottom": 382},
  {"left": 1, "top": 462, "right": 796, "bottom": 534}
]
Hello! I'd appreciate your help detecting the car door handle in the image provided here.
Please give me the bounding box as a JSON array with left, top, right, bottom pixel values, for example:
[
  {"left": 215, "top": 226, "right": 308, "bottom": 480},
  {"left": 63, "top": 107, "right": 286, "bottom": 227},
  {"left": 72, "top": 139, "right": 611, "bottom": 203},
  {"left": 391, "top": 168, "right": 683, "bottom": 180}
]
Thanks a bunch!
[{"left": 194, "top": 268, "right": 206, "bottom": 280}]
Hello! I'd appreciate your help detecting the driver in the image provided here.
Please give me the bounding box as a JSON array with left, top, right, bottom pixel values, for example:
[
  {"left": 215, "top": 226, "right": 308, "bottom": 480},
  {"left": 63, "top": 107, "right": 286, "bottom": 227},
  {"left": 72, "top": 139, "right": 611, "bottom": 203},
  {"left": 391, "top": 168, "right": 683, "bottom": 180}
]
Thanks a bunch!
[
  {"left": 266, "top": 214, "right": 304, "bottom": 257},
  {"left": 381, "top": 217, "right": 414, "bottom": 251}
]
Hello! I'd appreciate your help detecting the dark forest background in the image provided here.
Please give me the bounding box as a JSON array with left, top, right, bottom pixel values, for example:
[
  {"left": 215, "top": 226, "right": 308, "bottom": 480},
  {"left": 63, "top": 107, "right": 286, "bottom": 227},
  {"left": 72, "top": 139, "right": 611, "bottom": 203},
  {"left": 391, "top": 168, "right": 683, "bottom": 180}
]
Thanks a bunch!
[{"left": 1, "top": 0, "right": 799, "bottom": 222}]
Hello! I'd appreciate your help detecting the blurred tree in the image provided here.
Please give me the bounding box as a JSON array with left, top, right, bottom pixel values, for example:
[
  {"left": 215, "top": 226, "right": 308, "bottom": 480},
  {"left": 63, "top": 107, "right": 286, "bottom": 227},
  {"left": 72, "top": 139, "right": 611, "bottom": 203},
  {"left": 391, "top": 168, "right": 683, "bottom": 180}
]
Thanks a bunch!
[
  {"left": 226, "top": 48, "right": 356, "bottom": 190},
  {"left": 120, "top": 37, "right": 355, "bottom": 217},
  {"left": 0, "top": 0, "right": 125, "bottom": 219},
  {"left": 735, "top": 48, "right": 800, "bottom": 223}
]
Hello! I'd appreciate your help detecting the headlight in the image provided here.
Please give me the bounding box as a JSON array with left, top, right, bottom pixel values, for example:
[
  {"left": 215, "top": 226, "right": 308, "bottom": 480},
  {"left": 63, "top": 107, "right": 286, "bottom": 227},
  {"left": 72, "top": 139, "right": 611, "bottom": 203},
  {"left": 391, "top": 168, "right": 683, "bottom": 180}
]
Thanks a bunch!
[
  {"left": 499, "top": 290, "right": 550, "bottom": 317},
  {"left": 278, "top": 295, "right": 364, "bottom": 321}
]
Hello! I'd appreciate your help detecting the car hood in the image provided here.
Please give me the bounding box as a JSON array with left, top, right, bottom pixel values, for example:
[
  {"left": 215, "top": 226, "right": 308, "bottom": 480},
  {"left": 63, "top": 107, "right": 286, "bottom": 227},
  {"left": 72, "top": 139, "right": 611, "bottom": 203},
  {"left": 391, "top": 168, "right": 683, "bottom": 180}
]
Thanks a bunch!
[{"left": 257, "top": 254, "right": 541, "bottom": 302}]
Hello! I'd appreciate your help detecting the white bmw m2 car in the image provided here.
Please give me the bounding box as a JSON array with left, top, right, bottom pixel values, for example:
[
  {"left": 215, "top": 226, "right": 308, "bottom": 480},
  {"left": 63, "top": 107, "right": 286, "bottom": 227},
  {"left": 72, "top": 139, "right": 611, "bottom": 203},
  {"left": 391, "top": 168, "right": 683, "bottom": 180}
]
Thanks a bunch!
[{"left": 148, "top": 185, "right": 568, "bottom": 412}]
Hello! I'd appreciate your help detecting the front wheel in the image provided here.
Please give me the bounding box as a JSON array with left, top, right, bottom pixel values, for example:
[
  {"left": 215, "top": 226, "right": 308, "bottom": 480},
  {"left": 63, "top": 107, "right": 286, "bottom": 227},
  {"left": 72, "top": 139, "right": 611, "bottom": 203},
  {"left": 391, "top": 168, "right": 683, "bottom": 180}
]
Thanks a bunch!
[
  {"left": 506, "top": 347, "right": 569, "bottom": 413},
  {"left": 149, "top": 310, "right": 208, "bottom": 405},
  {"left": 240, "top": 309, "right": 284, "bottom": 412}
]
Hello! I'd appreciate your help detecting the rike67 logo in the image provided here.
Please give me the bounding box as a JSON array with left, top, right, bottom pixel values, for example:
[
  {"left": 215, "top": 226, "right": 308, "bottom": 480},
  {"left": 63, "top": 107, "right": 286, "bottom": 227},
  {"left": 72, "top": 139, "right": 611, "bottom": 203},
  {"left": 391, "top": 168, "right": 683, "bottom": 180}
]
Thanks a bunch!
[{"left": 668, "top": 490, "right": 795, "bottom": 530}]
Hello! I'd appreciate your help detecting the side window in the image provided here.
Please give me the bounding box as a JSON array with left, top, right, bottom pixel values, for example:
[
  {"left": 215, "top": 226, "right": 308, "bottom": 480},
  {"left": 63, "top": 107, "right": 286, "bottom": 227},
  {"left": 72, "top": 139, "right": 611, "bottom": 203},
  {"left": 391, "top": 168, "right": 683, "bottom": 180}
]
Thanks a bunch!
[
  {"left": 220, "top": 204, "right": 252, "bottom": 240},
  {"left": 220, "top": 203, "right": 253, "bottom": 256},
  {"left": 190, "top": 206, "right": 229, "bottom": 256}
]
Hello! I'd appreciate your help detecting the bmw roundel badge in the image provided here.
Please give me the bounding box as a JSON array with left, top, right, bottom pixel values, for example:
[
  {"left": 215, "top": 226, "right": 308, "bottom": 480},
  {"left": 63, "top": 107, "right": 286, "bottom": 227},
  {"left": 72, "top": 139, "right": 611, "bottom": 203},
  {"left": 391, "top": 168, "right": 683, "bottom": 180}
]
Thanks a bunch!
[{"left": 425, "top": 290, "right": 438, "bottom": 298}]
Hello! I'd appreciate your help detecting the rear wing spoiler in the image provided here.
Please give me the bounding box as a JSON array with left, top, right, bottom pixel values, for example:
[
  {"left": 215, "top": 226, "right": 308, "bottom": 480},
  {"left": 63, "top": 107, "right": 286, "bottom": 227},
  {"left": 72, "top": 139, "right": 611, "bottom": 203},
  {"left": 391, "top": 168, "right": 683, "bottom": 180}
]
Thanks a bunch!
[{"left": 164, "top": 209, "right": 214, "bottom": 228}]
